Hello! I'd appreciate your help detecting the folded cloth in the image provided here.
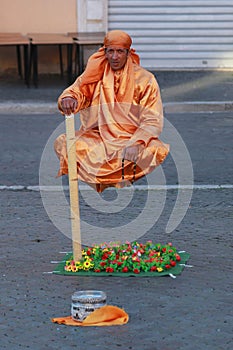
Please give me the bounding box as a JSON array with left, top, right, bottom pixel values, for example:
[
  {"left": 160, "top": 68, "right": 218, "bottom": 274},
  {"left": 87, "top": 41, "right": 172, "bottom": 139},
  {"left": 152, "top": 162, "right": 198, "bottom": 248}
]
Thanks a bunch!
[{"left": 52, "top": 305, "right": 129, "bottom": 326}]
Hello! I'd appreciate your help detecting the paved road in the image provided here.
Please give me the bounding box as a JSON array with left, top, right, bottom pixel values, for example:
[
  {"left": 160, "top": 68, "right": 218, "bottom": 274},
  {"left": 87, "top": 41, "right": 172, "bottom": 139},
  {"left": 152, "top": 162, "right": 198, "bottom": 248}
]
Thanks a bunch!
[
  {"left": 0, "top": 187, "right": 232, "bottom": 350},
  {"left": 1, "top": 70, "right": 233, "bottom": 103},
  {"left": 0, "top": 106, "right": 232, "bottom": 349},
  {"left": 0, "top": 111, "right": 232, "bottom": 186}
]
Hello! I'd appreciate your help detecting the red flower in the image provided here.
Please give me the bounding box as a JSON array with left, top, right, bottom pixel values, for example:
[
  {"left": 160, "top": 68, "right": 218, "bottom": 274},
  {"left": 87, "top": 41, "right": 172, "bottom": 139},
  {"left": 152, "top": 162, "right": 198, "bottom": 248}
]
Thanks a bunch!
[
  {"left": 111, "top": 259, "right": 118, "bottom": 264},
  {"left": 133, "top": 257, "right": 140, "bottom": 263},
  {"left": 170, "top": 260, "right": 176, "bottom": 267},
  {"left": 150, "top": 266, "right": 157, "bottom": 272},
  {"left": 133, "top": 268, "right": 140, "bottom": 274},
  {"left": 94, "top": 269, "right": 101, "bottom": 273},
  {"left": 106, "top": 267, "right": 114, "bottom": 273},
  {"left": 86, "top": 249, "right": 92, "bottom": 256},
  {"left": 100, "top": 261, "right": 106, "bottom": 267},
  {"left": 165, "top": 264, "right": 171, "bottom": 269},
  {"left": 162, "top": 247, "right": 167, "bottom": 253},
  {"left": 122, "top": 267, "right": 129, "bottom": 273},
  {"left": 176, "top": 254, "right": 181, "bottom": 261}
]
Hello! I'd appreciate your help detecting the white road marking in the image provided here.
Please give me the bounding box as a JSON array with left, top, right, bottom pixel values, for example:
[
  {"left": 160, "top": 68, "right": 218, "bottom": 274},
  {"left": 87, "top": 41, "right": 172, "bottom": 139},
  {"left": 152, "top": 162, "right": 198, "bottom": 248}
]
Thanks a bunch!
[{"left": 0, "top": 184, "right": 233, "bottom": 191}]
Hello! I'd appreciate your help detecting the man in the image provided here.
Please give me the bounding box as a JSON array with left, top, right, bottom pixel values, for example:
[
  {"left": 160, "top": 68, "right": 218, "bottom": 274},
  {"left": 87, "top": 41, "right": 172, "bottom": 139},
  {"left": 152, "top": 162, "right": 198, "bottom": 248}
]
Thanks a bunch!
[{"left": 54, "top": 30, "right": 169, "bottom": 192}]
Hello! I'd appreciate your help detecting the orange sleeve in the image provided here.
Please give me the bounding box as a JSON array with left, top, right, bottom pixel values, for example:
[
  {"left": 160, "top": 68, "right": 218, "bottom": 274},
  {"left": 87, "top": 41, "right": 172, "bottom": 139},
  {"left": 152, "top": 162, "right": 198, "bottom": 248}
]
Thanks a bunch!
[{"left": 57, "top": 76, "right": 91, "bottom": 114}]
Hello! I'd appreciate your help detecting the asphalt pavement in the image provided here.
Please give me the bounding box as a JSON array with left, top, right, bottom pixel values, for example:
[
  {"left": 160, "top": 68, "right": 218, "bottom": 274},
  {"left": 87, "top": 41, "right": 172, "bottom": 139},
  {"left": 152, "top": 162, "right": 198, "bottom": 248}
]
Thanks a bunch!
[
  {"left": 0, "top": 71, "right": 233, "bottom": 350},
  {"left": 1, "top": 70, "right": 233, "bottom": 113}
]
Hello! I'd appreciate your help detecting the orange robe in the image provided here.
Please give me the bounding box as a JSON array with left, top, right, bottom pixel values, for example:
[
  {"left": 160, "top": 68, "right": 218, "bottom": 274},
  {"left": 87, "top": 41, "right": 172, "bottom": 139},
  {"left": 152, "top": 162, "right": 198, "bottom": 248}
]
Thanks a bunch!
[{"left": 54, "top": 56, "right": 169, "bottom": 192}]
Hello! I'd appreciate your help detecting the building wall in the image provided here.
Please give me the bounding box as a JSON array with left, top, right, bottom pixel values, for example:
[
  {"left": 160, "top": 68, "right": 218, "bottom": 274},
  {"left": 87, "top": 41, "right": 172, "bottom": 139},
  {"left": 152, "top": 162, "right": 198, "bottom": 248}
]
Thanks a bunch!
[
  {"left": 0, "top": 0, "right": 77, "bottom": 74},
  {"left": 2, "top": 0, "right": 233, "bottom": 74}
]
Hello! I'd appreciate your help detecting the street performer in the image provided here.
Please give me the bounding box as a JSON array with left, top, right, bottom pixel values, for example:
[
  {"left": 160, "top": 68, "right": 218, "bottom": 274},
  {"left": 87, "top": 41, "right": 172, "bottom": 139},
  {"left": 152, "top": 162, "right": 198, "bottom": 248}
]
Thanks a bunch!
[{"left": 54, "top": 30, "right": 169, "bottom": 192}]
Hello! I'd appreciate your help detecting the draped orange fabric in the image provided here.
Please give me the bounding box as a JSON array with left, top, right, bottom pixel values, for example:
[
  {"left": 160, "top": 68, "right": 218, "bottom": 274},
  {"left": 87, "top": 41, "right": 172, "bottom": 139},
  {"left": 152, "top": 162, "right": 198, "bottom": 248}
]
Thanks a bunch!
[
  {"left": 52, "top": 305, "right": 129, "bottom": 327},
  {"left": 55, "top": 30, "right": 169, "bottom": 192}
]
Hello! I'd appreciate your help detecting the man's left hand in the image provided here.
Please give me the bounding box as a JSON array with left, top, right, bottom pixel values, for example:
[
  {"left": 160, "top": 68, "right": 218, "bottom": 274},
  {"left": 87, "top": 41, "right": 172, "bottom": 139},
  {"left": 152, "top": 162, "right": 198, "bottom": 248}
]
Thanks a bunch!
[{"left": 122, "top": 144, "right": 143, "bottom": 162}]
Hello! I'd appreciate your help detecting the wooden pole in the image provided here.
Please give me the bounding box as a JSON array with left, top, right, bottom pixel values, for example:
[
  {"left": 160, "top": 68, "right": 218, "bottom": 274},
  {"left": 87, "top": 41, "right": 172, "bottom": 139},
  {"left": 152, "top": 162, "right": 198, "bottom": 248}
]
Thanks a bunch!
[{"left": 65, "top": 114, "right": 82, "bottom": 261}]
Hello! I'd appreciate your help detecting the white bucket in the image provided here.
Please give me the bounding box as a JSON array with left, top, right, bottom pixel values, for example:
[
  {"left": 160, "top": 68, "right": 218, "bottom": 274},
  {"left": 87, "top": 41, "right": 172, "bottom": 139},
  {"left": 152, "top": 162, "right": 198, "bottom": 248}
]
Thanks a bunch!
[{"left": 71, "top": 290, "right": 107, "bottom": 322}]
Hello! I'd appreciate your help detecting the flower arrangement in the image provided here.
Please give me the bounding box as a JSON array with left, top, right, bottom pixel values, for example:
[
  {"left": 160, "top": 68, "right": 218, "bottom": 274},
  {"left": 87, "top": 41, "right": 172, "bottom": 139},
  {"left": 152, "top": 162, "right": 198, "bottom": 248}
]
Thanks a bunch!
[{"left": 64, "top": 241, "right": 181, "bottom": 274}]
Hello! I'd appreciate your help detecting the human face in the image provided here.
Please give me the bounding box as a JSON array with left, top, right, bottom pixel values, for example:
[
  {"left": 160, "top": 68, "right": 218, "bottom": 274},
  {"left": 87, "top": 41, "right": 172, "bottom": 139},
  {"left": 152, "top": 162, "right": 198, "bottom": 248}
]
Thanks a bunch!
[{"left": 105, "top": 46, "right": 129, "bottom": 71}]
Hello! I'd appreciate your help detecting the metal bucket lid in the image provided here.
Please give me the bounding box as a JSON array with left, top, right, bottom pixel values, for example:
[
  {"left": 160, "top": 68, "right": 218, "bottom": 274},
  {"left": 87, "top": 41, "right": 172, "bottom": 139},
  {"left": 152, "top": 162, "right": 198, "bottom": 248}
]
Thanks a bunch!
[{"left": 72, "top": 290, "right": 107, "bottom": 304}]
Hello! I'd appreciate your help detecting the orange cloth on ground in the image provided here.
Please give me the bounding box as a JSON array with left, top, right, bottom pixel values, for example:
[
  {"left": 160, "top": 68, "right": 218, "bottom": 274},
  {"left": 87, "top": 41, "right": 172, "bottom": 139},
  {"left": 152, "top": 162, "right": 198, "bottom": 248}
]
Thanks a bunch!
[
  {"left": 52, "top": 305, "right": 129, "bottom": 327},
  {"left": 54, "top": 30, "right": 169, "bottom": 192}
]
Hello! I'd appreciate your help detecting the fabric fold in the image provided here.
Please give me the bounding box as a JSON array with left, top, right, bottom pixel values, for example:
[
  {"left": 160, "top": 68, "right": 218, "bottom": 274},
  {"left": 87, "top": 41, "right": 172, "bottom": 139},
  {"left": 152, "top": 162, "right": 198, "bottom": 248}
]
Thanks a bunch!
[{"left": 52, "top": 305, "right": 129, "bottom": 327}]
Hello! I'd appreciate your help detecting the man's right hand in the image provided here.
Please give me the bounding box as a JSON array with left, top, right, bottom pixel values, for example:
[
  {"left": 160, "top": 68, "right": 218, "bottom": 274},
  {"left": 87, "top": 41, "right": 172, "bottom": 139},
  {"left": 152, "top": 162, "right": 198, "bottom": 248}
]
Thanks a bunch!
[{"left": 61, "top": 97, "right": 78, "bottom": 115}]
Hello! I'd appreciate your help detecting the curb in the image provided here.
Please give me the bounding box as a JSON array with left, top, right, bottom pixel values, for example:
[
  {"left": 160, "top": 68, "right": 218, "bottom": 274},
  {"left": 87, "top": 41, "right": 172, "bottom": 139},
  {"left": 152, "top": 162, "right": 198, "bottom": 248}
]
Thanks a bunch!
[
  {"left": 0, "top": 101, "right": 233, "bottom": 114},
  {"left": 0, "top": 102, "right": 58, "bottom": 114},
  {"left": 165, "top": 101, "right": 233, "bottom": 113}
]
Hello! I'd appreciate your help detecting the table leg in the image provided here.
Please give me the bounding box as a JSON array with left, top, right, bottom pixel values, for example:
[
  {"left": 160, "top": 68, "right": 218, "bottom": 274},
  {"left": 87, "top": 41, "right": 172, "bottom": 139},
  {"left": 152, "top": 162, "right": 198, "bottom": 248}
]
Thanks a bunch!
[
  {"left": 74, "top": 43, "right": 80, "bottom": 76},
  {"left": 23, "top": 44, "right": 29, "bottom": 87},
  {"left": 16, "top": 46, "right": 22, "bottom": 78},
  {"left": 79, "top": 44, "right": 84, "bottom": 75},
  {"left": 32, "top": 45, "right": 38, "bottom": 88},
  {"left": 67, "top": 43, "right": 73, "bottom": 84}
]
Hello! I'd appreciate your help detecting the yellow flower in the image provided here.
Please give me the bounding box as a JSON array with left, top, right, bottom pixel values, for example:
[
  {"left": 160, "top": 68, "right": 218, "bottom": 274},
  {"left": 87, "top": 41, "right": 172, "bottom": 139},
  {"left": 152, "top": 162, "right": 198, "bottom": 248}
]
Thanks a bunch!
[
  {"left": 83, "top": 260, "right": 91, "bottom": 269},
  {"left": 157, "top": 267, "right": 163, "bottom": 272},
  {"left": 122, "top": 256, "right": 128, "bottom": 260},
  {"left": 75, "top": 263, "right": 82, "bottom": 271},
  {"left": 71, "top": 266, "right": 78, "bottom": 272},
  {"left": 65, "top": 265, "right": 72, "bottom": 272},
  {"left": 157, "top": 252, "right": 161, "bottom": 257}
]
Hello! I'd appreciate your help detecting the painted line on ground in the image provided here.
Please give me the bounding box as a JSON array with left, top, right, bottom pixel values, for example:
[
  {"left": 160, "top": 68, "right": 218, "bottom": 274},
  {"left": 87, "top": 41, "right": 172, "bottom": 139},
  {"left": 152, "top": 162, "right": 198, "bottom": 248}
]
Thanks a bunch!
[{"left": 0, "top": 184, "right": 233, "bottom": 191}]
